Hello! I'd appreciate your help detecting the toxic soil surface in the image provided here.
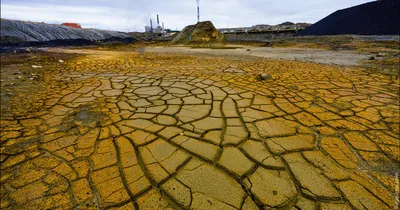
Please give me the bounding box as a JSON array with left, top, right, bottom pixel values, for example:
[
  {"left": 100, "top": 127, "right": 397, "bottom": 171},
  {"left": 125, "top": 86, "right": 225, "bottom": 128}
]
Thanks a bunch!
[
  {"left": 141, "top": 46, "right": 370, "bottom": 66},
  {"left": 0, "top": 44, "right": 399, "bottom": 209}
]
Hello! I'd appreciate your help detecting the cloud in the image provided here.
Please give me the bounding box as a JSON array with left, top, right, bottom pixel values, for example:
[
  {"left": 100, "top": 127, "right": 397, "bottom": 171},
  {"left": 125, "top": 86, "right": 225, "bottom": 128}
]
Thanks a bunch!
[
  {"left": 1, "top": 4, "right": 148, "bottom": 31},
  {"left": 1, "top": 0, "right": 374, "bottom": 32}
]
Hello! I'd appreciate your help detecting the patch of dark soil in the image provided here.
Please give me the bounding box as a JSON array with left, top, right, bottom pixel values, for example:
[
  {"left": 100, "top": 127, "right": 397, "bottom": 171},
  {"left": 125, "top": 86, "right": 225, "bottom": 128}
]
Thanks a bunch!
[
  {"left": 73, "top": 107, "right": 106, "bottom": 126},
  {"left": 1, "top": 136, "right": 41, "bottom": 155},
  {"left": 60, "top": 105, "right": 107, "bottom": 131},
  {"left": 361, "top": 156, "right": 400, "bottom": 177},
  {"left": 1, "top": 37, "right": 136, "bottom": 49},
  {"left": 0, "top": 52, "right": 80, "bottom": 118}
]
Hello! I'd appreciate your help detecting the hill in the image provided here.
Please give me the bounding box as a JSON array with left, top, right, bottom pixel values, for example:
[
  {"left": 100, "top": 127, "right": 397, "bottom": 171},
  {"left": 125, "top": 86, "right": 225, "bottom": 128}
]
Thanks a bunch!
[
  {"left": 298, "top": 0, "right": 400, "bottom": 36},
  {"left": 0, "top": 18, "right": 134, "bottom": 46},
  {"left": 172, "top": 21, "right": 225, "bottom": 44}
]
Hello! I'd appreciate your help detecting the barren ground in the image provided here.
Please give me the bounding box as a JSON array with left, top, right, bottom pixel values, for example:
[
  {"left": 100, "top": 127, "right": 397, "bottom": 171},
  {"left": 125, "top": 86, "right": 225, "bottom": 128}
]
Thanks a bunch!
[
  {"left": 141, "top": 46, "right": 369, "bottom": 66},
  {"left": 1, "top": 42, "right": 399, "bottom": 210}
]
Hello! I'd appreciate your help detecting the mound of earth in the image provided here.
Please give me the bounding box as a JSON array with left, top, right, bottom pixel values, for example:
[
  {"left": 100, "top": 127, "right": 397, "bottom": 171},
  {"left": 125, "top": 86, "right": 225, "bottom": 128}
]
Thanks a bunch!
[
  {"left": 298, "top": 0, "right": 400, "bottom": 36},
  {"left": 172, "top": 21, "right": 226, "bottom": 44},
  {"left": 0, "top": 18, "right": 135, "bottom": 46}
]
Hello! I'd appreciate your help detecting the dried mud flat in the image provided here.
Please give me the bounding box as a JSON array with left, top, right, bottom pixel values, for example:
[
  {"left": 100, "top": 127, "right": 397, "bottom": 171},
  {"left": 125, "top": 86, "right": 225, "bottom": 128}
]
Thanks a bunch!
[{"left": 0, "top": 45, "right": 399, "bottom": 210}]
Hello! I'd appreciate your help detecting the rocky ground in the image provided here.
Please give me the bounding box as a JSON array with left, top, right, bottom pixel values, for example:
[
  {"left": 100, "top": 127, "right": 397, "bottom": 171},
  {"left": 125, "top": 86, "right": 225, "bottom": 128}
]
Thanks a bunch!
[{"left": 0, "top": 42, "right": 399, "bottom": 209}]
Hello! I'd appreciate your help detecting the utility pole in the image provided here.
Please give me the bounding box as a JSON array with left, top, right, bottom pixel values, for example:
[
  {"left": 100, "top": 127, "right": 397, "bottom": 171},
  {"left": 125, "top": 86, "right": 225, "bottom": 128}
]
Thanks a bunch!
[{"left": 196, "top": 0, "right": 200, "bottom": 23}]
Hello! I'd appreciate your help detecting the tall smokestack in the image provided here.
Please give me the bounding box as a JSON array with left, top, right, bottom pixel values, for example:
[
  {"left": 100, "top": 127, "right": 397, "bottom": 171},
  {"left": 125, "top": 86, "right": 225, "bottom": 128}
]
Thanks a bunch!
[
  {"left": 196, "top": 0, "right": 200, "bottom": 23},
  {"left": 150, "top": 19, "right": 153, "bottom": 33},
  {"left": 157, "top": 15, "right": 160, "bottom": 27},
  {"left": 162, "top": 22, "right": 165, "bottom": 30}
]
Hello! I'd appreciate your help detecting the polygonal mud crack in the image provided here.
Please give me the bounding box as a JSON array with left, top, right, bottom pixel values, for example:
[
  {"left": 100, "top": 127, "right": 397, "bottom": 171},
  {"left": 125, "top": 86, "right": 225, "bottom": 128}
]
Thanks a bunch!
[{"left": 1, "top": 51, "right": 398, "bottom": 210}]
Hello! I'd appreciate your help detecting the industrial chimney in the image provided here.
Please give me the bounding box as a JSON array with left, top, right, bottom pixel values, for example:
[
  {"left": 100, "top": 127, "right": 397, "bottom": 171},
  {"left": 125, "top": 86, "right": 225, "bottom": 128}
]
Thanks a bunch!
[
  {"left": 157, "top": 15, "right": 160, "bottom": 27},
  {"left": 196, "top": 0, "right": 200, "bottom": 23},
  {"left": 150, "top": 19, "right": 153, "bottom": 33}
]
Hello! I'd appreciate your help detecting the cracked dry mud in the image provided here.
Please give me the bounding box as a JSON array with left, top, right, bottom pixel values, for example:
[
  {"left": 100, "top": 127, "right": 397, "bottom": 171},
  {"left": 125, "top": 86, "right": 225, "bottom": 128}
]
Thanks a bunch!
[{"left": 1, "top": 49, "right": 399, "bottom": 210}]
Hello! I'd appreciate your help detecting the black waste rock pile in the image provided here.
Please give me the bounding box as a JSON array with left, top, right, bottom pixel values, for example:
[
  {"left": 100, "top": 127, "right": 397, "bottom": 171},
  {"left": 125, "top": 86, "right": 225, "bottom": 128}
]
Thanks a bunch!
[
  {"left": 298, "top": 0, "right": 400, "bottom": 36},
  {"left": 1, "top": 18, "right": 135, "bottom": 47}
]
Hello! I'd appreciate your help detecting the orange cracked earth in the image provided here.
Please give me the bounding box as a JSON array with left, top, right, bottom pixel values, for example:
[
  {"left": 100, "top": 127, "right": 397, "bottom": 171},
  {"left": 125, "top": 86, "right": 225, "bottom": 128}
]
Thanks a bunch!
[{"left": 0, "top": 47, "right": 399, "bottom": 210}]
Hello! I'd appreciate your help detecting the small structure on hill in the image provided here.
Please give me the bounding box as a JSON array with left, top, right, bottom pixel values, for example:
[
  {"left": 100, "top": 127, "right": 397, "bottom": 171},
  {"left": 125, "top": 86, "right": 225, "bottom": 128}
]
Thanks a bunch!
[
  {"left": 61, "top": 23, "right": 82, "bottom": 29},
  {"left": 172, "top": 21, "right": 225, "bottom": 44}
]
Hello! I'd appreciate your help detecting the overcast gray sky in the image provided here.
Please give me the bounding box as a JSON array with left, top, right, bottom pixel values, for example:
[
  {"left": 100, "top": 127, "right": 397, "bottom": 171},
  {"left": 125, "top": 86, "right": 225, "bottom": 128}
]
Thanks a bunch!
[{"left": 1, "top": 0, "right": 374, "bottom": 32}]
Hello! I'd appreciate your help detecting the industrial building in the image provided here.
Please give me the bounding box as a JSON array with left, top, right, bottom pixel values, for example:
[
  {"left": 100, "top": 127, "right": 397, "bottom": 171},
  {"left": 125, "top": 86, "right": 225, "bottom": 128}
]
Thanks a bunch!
[
  {"left": 61, "top": 23, "right": 82, "bottom": 29},
  {"left": 144, "top": 15, "right": 166, "bottom": 36}
]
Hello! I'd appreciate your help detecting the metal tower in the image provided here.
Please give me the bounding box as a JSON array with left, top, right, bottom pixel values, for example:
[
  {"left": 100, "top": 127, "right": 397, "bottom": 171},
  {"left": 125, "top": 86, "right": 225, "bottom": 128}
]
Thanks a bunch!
[{"left": 196, "top": 0, "right": 200, "bottom": 23}]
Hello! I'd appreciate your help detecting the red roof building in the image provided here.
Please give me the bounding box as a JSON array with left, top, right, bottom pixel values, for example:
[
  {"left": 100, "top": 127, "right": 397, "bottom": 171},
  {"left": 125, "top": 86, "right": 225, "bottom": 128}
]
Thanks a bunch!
[{"left": 61, "top": 23, "right": 82, "bottom": 29}]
